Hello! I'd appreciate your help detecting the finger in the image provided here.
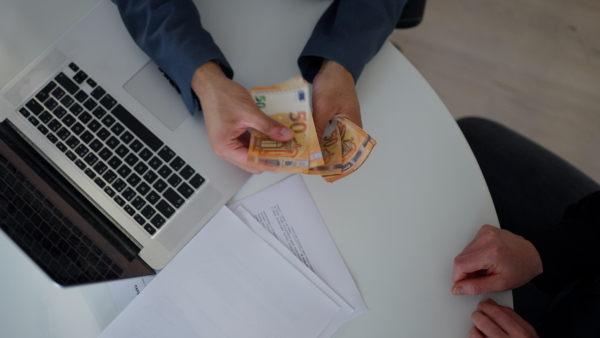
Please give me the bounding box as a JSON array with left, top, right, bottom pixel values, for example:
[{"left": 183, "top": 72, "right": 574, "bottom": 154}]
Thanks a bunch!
[
  {"left": 452, "top": 274, "right": 509, "bottom": 295},
  {"left": 471, "top": 310, "right": 508, "bottom": 338},
  {"left": 217, "top": 141, "right": 263, "bottom": 175},
  {"left": 469, "top": 326, "right": 486, "bottom": 338},
  {"left": 244, "top": 111, "right": 294, "bottom": 142},
  {"left": 478, "top": 300, "right": 530, "bottom": 337},
  {"left": 452, "top": 248, "right": 494, "bottom": 283}
]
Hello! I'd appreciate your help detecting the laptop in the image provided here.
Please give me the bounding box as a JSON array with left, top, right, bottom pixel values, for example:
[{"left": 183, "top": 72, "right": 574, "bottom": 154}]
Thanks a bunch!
[{"left": 0, "top": 0, "right": 251, "bottom": 286}]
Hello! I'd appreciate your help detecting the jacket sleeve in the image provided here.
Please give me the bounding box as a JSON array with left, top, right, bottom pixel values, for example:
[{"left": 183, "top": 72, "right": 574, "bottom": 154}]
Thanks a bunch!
[
  {"left": 112, "top": 0, "right": 233, "bottom": 114},
  {"left": 525, "top": 191, "right": 600, "bottom": 296},
  {"left": 298, "top": 0, "right": 407, "bottom": 83}
]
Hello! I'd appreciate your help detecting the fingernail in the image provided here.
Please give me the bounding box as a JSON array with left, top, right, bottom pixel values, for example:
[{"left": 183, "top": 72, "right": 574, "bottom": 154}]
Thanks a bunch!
[
  {"left": 279, "top": 126, "right": 294, "bottom": 139},
  {"left": 452, "top": 285, "right": 464, "bottom": 295}
]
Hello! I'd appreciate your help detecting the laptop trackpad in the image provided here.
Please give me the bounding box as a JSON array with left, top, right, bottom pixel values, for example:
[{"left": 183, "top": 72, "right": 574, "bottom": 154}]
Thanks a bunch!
[{"left": 123, "top": 61, "right": 190, "bottom": 131}]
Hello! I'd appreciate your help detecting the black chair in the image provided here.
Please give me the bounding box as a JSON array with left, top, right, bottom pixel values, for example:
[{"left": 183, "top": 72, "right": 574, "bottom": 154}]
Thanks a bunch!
[{"left": 396, "top": 0, "right": 427, "bottom": 29}]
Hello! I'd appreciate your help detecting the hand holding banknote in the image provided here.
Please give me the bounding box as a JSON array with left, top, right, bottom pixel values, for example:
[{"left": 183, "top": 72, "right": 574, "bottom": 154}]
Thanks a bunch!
[
  {"left": 247, "top": 76, "right": 376, "bottom": 182},
  {"left": 191, "top": 61, "right": 295, "bottom": 174},
  {"left": 311, "top": 59, "right": 362, "bottom": 141}
]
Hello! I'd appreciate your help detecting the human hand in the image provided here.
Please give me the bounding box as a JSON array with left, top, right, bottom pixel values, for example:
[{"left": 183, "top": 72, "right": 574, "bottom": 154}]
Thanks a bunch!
[
  {"left": 191, "top": 61, "right": 295, "bottom": 174},
  {"left": 452, "top": 224, "right": 543, "bottom": 295},
  {"left": 311, "top": 59, "right": 362, "bottom": 141},
  {"left": 469, "top": 299, "right": 539, "bottom": 338}
]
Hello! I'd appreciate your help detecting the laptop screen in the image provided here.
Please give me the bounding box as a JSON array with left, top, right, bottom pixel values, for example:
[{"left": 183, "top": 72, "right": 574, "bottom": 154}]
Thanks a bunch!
[{"left": 0, "top": 119, "right": 154, "bottom": 286}]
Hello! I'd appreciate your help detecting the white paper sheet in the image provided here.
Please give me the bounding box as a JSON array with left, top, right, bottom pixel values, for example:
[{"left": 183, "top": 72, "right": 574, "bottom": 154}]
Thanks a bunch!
[
  {"left": 234, "top": 206, "right": 354, "bottom": 337},
  {"left": 228, "top": 174, "right": 368, "bottom": 317},
  {"left": 100, "top": 207, "right": 341, "bottom": 338}
]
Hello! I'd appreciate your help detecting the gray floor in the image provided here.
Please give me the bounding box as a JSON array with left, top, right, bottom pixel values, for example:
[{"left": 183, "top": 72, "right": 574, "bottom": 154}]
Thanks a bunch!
[{"left": 389, "top": 0, "right": 600, "bottom": 183}]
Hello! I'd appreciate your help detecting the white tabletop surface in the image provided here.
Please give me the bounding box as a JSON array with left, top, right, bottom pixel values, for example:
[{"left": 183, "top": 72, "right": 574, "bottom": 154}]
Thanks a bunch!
[{"left": 0, "top": 0, "right": 511, "bottom": 337}]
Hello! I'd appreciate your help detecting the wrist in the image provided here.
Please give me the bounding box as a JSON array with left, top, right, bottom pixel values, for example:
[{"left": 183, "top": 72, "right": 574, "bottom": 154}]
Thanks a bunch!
[
  {"left": 191, "top": 60, "right": 227, "bottom": 95},
  {"left": 318, "top": 59, "right": 355, "bottom": 83}
]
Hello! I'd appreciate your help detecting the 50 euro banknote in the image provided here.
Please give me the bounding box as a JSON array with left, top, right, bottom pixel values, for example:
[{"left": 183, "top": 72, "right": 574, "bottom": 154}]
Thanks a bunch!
[{"left": 247, "top": 77, "right": 324, "bottom": 173}]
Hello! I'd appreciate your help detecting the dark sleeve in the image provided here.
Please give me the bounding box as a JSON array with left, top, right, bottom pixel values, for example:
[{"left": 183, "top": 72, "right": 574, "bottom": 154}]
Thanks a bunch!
[
  {"left": 298, "top": 0, "right": 407, "bottom": 83},
  {"left": 525, "top": 191, "right": 600, "bottom": 296},
  {"left": 112, "top": 0, "right": 233, "bottom": 114}
]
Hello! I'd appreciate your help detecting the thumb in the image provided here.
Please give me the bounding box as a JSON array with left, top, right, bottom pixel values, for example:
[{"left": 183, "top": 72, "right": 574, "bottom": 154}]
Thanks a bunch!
[
  {"left": 246, "top": 112, "right": 295, "bottom": 141},
  {"left": 452, "top": 275, "right": 504, "bottom": 296}
]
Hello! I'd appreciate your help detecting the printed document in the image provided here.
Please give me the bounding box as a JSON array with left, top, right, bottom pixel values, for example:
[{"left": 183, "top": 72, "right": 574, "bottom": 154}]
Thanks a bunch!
[{"left": 100, "top": 207, "right": 341, "bottom": 338}]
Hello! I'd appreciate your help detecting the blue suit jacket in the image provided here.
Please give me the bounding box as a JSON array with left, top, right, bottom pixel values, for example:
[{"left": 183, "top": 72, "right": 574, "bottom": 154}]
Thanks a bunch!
[{"left": 113, "top": 0, "right": 407, "bottom": 113}]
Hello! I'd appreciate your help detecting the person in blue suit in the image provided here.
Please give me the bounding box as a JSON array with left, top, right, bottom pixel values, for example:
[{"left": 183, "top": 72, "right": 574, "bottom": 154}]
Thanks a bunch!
[{"left": 112, "top": 0, "right": 407, "bottom": 173}]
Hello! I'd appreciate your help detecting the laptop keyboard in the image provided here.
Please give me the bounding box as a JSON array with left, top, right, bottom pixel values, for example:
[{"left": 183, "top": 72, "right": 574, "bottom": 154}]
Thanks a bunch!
[
  {"left": 0, "top": 153, "right": 123, "bottom": 285},
  {"left": 17, "top": 62, "right": 205, "bottom": 236}
]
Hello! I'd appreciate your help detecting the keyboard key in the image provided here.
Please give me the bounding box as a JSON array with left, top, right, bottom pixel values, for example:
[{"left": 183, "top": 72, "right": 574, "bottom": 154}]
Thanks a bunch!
[
  {"left": 94, "top": 177, "right": 106, "bottom": 188},
  {"left": 43, "top": 98, "right": 58, "bottom": 111},
  {"left": 25, "top": 99, "right": 44, "bottom": 115},
  {"left": 164, "top": 188, "right": 184, "bottom": 208},
  {"left": 88, "top": 119, "right": 102, "bottom": 133},
  {"left": 96, "top": 127, "right": 110, "bottom": 141},
  {"left": 36, "top": 82, "right": 57, "bottom": 102},
  {"left": 120, "top": 131, "right": 134, "bottom": 144},
  {"left": 148, "top": 156, "right": 162, "bottom": 170},
  {"left": 114, "top": 196, "right": 126, "bottom": 207},
  {"left": 56, "top": 141, "right": 67, "bottom": 152},
  {"left": 60, "top": 95, "right": 75, "bottom": 108},
  {"left": 153, "top": 179, "right": 167, "bottom": 193},
  {"left": 69, "top": 104, "right": 83, "bottom": 117},
  {"left": 141, "top": 205, "right": 156, "bottom": 219},
  {"left": 132, "top": 196, "right": 146, "bottom": 210},
  {"left": 169, "top": 156, "right": 185, "bottom": 171},
  {"left": 126, "top": 173, "right": 141, "bottom": 187},
  {"left": 133, "top": 162, "right": 148, "bottom": 175},
  {"left": 78, "top": 111, "right": 92, "bottom": 124},
  {"left": 62, "top": 114, "right": 76, "bottom": 127},
  {"left": 86, "top": 78, "right": 97, "bottom": 88},
  {"left": 123, "top": 205, "right": 135, "bottom": 216},
  {"left": 80, "top": 131, "right": 94, "bottom": 144},
  {"left": 111, "top": 123, "right": 125, "bottom": 136},
  {"left": 150, "top": 214, "right": 166, "bottom": 228},
  {"left": 46, "top": 133, "right": 59, "bottom": 144},
  {"left": 71, "top": 122, "right": 85, "bottom": 135},
  {"left": 156, "top": 200, "right": 175, "bottom": 218},
  {"left": 177, "top": 182, "right": 194, "bottom": 199},
  {"left": 37, "top": 124, "right": 49, "bottom": 135},
  {"left": 98, "top": 148, "right": 112, "bottom": 161},
  {"left": 74, "top": 90, "right": 88, "bottom": 103},
  {"left": 134, "top": 214, "right": 145, "bottom": 225},
  {"left": 19, "top": 107, "right": 30, "bottom": 118},
  {"left": 130, "top": 139, "right": 144, "bottom": 152},
  {"left": 57, "top": 127, "right": 71, "bottom": 141},
  {"left": 136, "top": 182, "right": 151, "bottom": 196},
  {"left": 53, "top": 106, "right": 67, "bottom": 119},
  {"left": 124, "top": 153, "right": 139, "bottom": 166},
  {"left": 102, "top": 170, "right": 117, "bottom": 184},
  {"left": 51, "top": 87, "right": 65, "bottom": 100},
  {"left": 146, "top": 191, "right": 160, "bottom": 205},
  {"left": 48, "top": 119, "right": 62, "bottom": 132},
  {"left": 117, "top": 165, "right": 132, "bottom": 178},
  {"left": 111, "top": 179, "right": 126, "bottom": 193},
  {"left": 104, "top": 187, "right": 116, "bottom": 197},
  {"left": 90, "top": 87, "right": 106, "bottom": 100},
  {"left": 39, "top": 111, "right": 53, "bottom": 123},
  {"left": 167, "top": 173, "right": 182, "bottom": 187},
  {"left": 189, "top": 174, "right": 205, "bottom": 189},
  {"left": 89, "top": 139, "right": 103, "bottom": 152},
  {"left": 93, "top": 162, "right": 108, "bottom": 175},
  {"left": 66, "top": 136, "right": 80, "bottom": 149},
  {"left": 100, "top": 94, "right": 117, "bottom": 110},
  {"left": 106, "top": 136, "right": 120, "bottom": 149},
  {"left": 139, "top": 148, "right": 153, "bottom": 161},
  {"left": 180, "top": 165, "right": 195, "bottom": 180},
  {"left": 68, "top": 63, "right": 79, "bottom": 72},
  {"left": 55, "top": 73, "right": 78, "bottom": 94},
  {"left": 144, "top": 224, "right": 156, "bottom": 235},
  {"left": 74, "top": 144, "right": 89, "bottom": 157},
  {"left": 122, "top": 187, "right": 136, "bottom": 201},
  {"left": 158, "top": 146, "right": 176, "bottom": 162},
  {"left": 115, "top": 145, "right": 129, "bottom": 158},
  {"left": 101, "top": 115, "right": 116, "bottom": 128},
  {"left": 143, "top": 170, "right": 158, "bottom": 184},
  {"left": 84, "top": 153, "right": 98, "bottom": 166},
  {"left": 157, "top": 165, "right": 172, "bottom": 179},
  {"left": 73, "top": 71, "right": 88, "bottom": 84},
  {"left": 92, "top": 106, "right": 106, "bottom": 119},
  {"left": 83, "top": 98, "right": 97, "bottom": 111},
  {"left": 107, "top": 156, "right": 122, "bottom": 169}
]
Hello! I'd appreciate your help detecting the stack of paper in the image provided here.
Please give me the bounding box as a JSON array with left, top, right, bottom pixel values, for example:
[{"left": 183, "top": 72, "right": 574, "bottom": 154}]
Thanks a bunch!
[{"left": 102, "top": 175, "right": 366, "bottom": 338}]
